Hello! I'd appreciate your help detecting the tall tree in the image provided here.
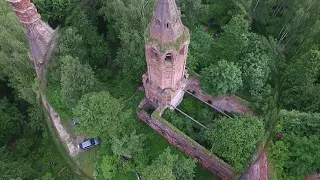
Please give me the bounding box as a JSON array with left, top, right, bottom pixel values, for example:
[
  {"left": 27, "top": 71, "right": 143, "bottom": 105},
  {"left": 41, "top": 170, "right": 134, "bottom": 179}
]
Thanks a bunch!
[
  {"left": 73, "top": 91, "right": 131, "bottom": 138},
  {"left": 60, "top": 55, "right": 96, "bottom": 108},
  {"left": 101, "top": 155, "right": 120, "bottom": 179},
  {"left": 100, "top": 0, "right": 155, "bottom": 81},
  {"left": 33, "top": 0, "right": 75, "bottom": 28},
  {"left": 176, "top": 0, "right": 208, "bottom": 28},
  {"left": 141, "top": 148, "right": 196, "bottom": 180},
  {"left": 0, "top": 98, "right": 23, "bottom": 144},
  {"left": 188, "top": 27, "right": 213, "bottom": 70},
  {"left": 65, "top": 7, "right": 110, "bottom": 69},
  {"left": 205, "top": 116, "right": 265, "bottom": 171},
  {"left": 111, "top": 131, "right": 146, "bottom": 159},
  {"left": 0, "top": 1, "right": 36, "bottom": 105},
  {"left": 281, "top": 50, "right": 320, "bottom": 112},
  {"left": 200, "top": 60, "right": 243, "bottom": 97},
  {"left": 254, "top": 0, "right": 320, "bottom": 57}
]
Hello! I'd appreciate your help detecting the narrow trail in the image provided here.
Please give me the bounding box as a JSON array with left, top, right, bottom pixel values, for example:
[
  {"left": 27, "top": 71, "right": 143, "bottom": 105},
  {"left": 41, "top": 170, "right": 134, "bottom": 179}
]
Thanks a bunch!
[{"left": 42, "top": 97, "right": 80, "bottom": 157}]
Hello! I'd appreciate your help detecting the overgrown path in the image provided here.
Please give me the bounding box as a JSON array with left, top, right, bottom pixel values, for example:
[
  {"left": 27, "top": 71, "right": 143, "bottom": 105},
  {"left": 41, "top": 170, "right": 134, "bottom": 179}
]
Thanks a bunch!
[{"left": 42, "top": 97, "right": 80, "bottom": 157}]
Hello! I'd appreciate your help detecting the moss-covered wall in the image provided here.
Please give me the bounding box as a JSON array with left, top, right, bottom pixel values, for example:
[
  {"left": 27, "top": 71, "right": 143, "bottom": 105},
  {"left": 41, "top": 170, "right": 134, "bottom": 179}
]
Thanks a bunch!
[{"left": 137, "top": 105, "right": 237, "bottom": 180}]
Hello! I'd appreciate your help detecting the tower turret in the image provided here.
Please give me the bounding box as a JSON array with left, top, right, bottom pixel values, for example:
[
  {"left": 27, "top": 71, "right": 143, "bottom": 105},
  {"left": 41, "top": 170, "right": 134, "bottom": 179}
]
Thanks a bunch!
[
  {"left": 149, "top": 0, "right": 184, "bottom": 46},
  {"left": 143, "top": 0, "right": 190, "bottom": 109},
  {"left": 7, "top": 0, "right": 55, "bottom": 79}
]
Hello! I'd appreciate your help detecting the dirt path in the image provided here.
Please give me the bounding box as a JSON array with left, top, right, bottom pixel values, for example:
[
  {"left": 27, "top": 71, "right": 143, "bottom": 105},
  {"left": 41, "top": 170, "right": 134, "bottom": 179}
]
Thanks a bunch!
[{"left": 42, "top": 97, "right": 80, "bottom": 157}]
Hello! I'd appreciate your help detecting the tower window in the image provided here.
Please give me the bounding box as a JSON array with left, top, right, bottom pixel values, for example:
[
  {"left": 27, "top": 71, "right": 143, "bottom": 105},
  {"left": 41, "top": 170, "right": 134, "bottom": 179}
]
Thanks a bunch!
[
  {"left": 166, "top": 23, "right": 170, "bottom": 28},
  {"left": 165, "top": 53, "right": 173, "bottom": 61},
  {"left": 179, "top": 46, "right": 186, "bottom": 55},
  {"left": 156, "top": 19, "right": 161, "bottom": 25},
  {"left": 150, "top": 48, "right": 159, "bottom": 59}
]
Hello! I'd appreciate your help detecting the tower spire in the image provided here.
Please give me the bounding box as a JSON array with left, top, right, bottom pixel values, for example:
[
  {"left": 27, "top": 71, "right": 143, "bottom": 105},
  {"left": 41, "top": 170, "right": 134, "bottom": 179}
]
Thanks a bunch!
[{"left": 149, "top": 0, "right": 184, "bottom": 45}]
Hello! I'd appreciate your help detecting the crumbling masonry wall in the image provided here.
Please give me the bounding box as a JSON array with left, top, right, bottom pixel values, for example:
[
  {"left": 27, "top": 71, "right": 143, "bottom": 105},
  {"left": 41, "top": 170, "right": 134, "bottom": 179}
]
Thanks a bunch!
[{"left": 137, "top": 101, "right": 236, "bottom": 180}]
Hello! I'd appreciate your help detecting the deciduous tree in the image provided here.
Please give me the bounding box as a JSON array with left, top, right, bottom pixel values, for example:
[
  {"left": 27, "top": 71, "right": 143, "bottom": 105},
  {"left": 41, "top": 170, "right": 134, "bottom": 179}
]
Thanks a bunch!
[
  {"left": 60, "top": 55, "right": 96, "bottom": 108},
  {"left": 0, "top": 98, "right": 23, "bottom": 144},
  {"left": 0, "top": 1, "right": 36, "bottom": 105},
  {"left": 200, "top": 60, "right": 243, "bottom": 97},
  {"left": 141, "top": 148, "right": 196, "bottom": 180},
  {"left": 111, "top": 131, "right": 146, "bottom": 159},
  {"left": 205, "top": 116, "right": 265, "bottom": 171},
  {"left": 74, "top": 91, "right": 131, "bottom": 138}
]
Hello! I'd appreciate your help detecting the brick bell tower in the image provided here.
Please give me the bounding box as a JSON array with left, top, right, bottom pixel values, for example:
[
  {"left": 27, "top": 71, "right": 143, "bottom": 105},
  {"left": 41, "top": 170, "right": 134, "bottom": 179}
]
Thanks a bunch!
[
  {"left": 7, "top": 0, "right": 55, "bottom": 79},
  {"left": 142, "top": 0, "right": 190, "bottom": 109}
]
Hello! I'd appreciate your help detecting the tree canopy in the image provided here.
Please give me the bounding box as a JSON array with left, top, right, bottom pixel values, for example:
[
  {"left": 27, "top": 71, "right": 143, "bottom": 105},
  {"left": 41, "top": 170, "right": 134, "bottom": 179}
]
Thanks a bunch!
[
  {"left": 200, "top": 60, "right": 243, "bottom": 97},
  {"left": 141, "top": 148, "right": 196, "bottom": 180},
  {"left": 205, "top": 116, "right": 265, "bottom": 171},
  {"left": 74, "top": 91, "right": 131, "bottom": 138}
]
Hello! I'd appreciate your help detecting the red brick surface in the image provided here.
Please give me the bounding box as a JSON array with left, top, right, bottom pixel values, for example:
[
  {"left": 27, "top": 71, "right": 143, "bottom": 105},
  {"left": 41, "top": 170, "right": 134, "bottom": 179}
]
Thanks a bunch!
[
  {"left": 241, "top": 152, "right": 269, "bottom": 180},
  {"left": 137, "top": 106, "right": 236, "bottom": 180}
]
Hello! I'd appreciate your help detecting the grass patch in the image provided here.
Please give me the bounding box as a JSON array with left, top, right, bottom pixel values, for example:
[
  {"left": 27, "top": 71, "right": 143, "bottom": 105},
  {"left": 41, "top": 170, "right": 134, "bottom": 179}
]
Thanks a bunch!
[{"left": 45, "top": 82, "right": 73, "bottom": 120}]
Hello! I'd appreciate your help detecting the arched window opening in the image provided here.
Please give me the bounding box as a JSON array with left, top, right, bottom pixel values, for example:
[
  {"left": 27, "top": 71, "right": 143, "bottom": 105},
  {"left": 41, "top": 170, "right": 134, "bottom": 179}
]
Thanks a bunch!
[
  {"left": 150, "top": 48, "right": 159, "bottom": 59},
  {"left": 166, "top": 22, "right": 170, "bottom": 28},
  {"left": 179, "top": 46, "right": 186, "bottom": 55},
  {"left": 165, "top": 53, "right": 173, "bottom": 61},
  {"left": 156, "top": 19, "right": 161, "bottom": 25}
]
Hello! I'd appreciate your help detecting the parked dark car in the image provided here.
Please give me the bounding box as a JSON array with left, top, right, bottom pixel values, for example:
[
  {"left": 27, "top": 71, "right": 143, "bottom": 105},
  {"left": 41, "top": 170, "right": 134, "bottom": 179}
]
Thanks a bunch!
[{"left": 78, "top": 138, "right": 100, "bottom": 150}]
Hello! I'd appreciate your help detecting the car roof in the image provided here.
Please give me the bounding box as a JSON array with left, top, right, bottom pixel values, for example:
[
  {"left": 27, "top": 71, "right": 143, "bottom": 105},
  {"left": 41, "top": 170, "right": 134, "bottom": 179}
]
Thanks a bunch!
[{"left": 82, "top": 140, "right": 92, "bottom": 148}]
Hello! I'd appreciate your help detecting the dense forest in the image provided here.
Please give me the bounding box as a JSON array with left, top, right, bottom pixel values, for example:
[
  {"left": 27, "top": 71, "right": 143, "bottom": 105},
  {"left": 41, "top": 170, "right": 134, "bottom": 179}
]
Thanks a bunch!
[{"left": 1, "top": 0, "right": 320, "bottom": 179}]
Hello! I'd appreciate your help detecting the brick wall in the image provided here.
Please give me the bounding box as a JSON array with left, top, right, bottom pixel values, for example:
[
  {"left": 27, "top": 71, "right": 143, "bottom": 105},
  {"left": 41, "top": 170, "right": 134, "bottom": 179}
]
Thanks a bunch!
[{"left": 137, "top": 108, "right": 236, "bottom": 180}]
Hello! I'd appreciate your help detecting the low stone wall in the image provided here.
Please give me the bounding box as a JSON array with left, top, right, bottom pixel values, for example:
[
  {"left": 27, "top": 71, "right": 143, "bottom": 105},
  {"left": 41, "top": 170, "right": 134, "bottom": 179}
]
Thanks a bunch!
[
  {"left": 186, "top": 77, "right": 252, "bottom": 115},
  {"left": 137, "top": 105, "right": 236, "bottom": 180},
  {"left": 241, "top": 152, "right": 269, "bottom": 180}
]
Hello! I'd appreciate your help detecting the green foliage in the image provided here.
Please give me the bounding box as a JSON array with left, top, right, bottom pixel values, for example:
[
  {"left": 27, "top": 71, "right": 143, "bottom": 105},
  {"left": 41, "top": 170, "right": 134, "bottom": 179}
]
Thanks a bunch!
[
  {"left": 269, "top": 110, "right": 320, "bottom": 179},
  {"left": 176, "top": 0, "right": 208, "bottom": 28},
  {"left": 58, "top": 27, "right": 87, "bottom": 60},
  {"left": 173, "top": 157, "right": 197, "bottom": 180},
  {"left": 253, "top": 0, "right": 320, "bottom": 57},
  {"left": 0, "top": 98, "right": 23, "bottom": 144},
  {"left": 111, "top": 131, "right": 146, "bottom": 158},
  {"left": 74, "top": 91, "right": 131, "bottom": 138},
  {"left": 33, "top": 0, "right": 75, "bottom": 27},
  {"left": 206, "top": 0, "right": 251, "bottom": 28},
  {"left": 281, "top": 50, "right": 320, "bottom": 112},
  {"left": 0, "top": 1, "right": 36, "bottom": 105},
  {"left": 141, "top": 148, "right": 196, "bottom": 180},
  {"left": 278, "top": 110, "right": 320, "bottom": 139},
  {"left": 188, "top": 27, "right": 213, "bottom": 70},
  {"left": 60, "top": 55, "right": 96, "bottom": 108},
  {"left": 268, "top": 141, "right": 290, "bottom": 180},
  {"left": 0, "top": 149, "right": 35, "bottom": 179},
  {"left": 65, "top": 7, "right": 110, "bottom": 69},
  {"left": 205, "top": 116, "right": 265, "bottom": 171},
  {"left": 241, "top": 51, "right": 270, "bottom": 95},
  {"left": 100, "top": 0, "right": 155, "bottom": 81},
  {"left": 200, "top": 60, "right": 243, "bottom": 97},
  {"left": 164, "top": 110, "right": 193, "bottom": 136},
  {"left": 285, "top": 134, "right": 320, "bottom": 177},
  {"left": 101, "top": 155, "right": 120, "bottom": 179},
  {"left": 212, "top": 14, "right": 250, "bottom": 62},
  {"left": 206, "top": 14, "right": 274, "bottom": 95}
]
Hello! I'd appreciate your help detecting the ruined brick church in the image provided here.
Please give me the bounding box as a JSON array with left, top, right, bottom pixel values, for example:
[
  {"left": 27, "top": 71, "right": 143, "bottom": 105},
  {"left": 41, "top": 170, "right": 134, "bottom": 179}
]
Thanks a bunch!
[
  {"left": 7, "top": 0, "right": 267, "bottom": 179},
  {"left": 142, "top": 0, "right": 190, "bottom": 109}
]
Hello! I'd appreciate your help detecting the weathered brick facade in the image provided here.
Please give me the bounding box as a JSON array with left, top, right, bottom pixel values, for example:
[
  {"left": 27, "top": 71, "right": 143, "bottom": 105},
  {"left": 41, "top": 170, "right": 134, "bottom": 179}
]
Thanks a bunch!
[
  {"left": 7, "top": 0, "right": 55, "bottom": 79},
  {"left": 143, "top": 0, "right": 190, "bottom": 109}
]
